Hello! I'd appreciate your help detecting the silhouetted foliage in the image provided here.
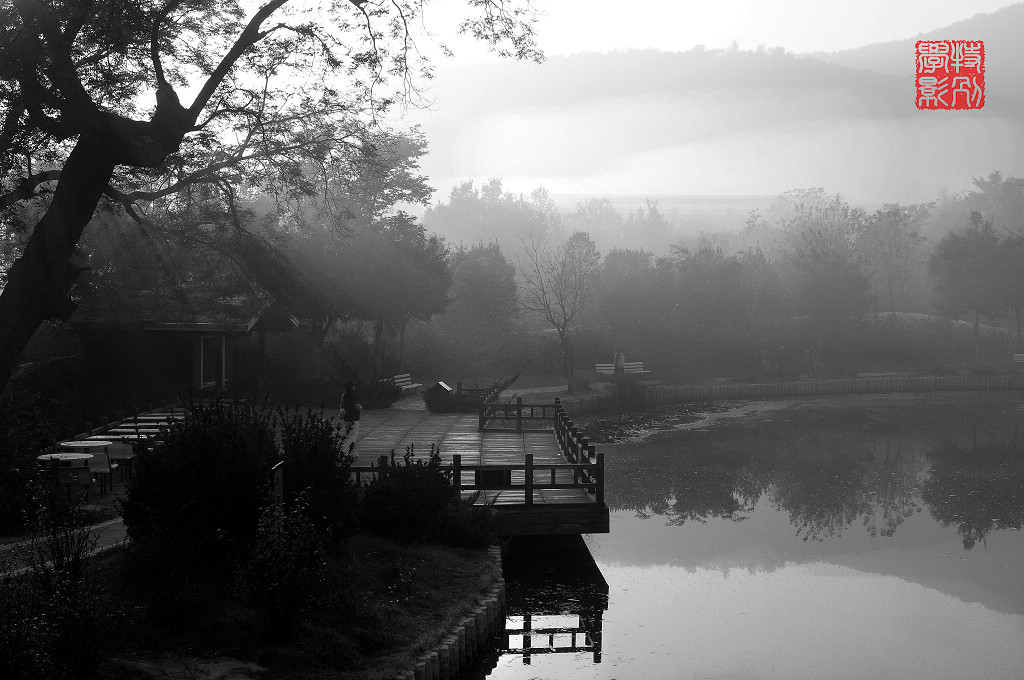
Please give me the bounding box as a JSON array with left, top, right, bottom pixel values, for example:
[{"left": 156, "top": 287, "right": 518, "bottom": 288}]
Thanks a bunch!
[
  {"left": 278, "top": 407, "right": 357, "bottom": 540},
  {"left": 120, "top": 400, "right": 278, "bottom": 582},
  {"left": 235, "top": 496, "right": 329, "bottom": 642},
  {"left": 360, "top": 445, "right": 456, "bottom": 544},
  {"left": 0, "top": 394, "right": 58, "bottom": 535}
]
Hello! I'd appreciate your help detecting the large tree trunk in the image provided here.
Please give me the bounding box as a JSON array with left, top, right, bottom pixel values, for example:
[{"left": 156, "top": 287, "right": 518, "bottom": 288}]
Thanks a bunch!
[
  {"left": 558, "top": 327, "right": 574, "bottom": 393},
  {"left": 398, "top": 319, "right": 407, "bottom": 371},
  {"left": 371, "top": 318, "right": 385, "bottom": 376},
  {"left": 973, "top": 309, "right": 980, "bottom": 360},
  {"left": 0, "top": 138, "right": 117, "bottom": 391}
]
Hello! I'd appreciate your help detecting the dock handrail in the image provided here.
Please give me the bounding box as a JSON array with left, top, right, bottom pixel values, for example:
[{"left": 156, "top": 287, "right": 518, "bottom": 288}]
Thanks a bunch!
[
  {"left": 353, "top": 398, "right": 605, "bottom": 507},
  {"left": 479, "top": 396, "right": 560, "bottom": 431},
  {"left": 349, "top": 452, "right": 604, "bottom": 507}
]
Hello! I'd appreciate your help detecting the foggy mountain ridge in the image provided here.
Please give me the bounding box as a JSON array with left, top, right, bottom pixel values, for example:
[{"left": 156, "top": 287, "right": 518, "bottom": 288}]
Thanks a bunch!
[
  {"left": 811, "top": 2, "right": 1024, "bottom": 102},
  {"left": 417, "top": 5, "right": 1024, "bottom": 214}
]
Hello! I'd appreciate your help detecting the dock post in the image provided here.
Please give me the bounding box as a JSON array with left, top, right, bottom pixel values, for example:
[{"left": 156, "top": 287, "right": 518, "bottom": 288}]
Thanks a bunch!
[
  {"left": 525, "top": 454, "right": 534, "bottom": 506},
  {"left": 453, "top": 455, "right": 462, "bottom": 496},
  {"left": 516, "top": 397, "right": 523, "bottom": 432},
  {"left": 576, "top": 437, "right": 588, "bottom": 484}
]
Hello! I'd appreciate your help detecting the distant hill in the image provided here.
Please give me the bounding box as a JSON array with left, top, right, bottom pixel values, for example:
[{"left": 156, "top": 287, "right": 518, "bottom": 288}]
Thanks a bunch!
[
  {"left": 811, "top": 3, "right": 1024, "bottom": 102},
  {"left": 413, "top": 7, "right": 1024, "bottom": 215}
]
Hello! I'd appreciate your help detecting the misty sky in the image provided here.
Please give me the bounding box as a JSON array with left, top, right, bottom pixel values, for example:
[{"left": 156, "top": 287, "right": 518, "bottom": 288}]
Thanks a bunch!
[
  {"left": 408, "top": 1, "right": 1022, "bottom": 208},
  {"left": 432, "top": 0, "right": 1016, "bottom": 60}
]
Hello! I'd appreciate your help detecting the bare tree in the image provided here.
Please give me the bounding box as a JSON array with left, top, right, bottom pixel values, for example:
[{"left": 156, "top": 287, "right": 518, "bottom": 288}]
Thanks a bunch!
[
  {"left": 519, "top": 230, "right": 599, "bottom": 391},
  {"left": 860, "top": 203, "right": 928, "bottom": 315}
]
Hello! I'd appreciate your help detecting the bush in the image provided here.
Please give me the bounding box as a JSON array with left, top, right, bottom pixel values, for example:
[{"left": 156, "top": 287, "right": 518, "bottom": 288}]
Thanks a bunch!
[
  {"left": 278, "top": 407, "right": 358, "bottom": 540},
  {"left": 359, "top": 378, "right": 402, "bottom": 409},
  {"left": 0, "top": 394, "right": 58, "bottom": 536},
  {"left": 235, "top": 496, "right": 329, "bottom": 642},
  {"left": 1, "top": 506, "right": 114, "bottom": 679},
  {"left": 360, "top": 445, "right": 455, "bottom": 543},
  {"left": 359, "top": 445, "right": 497, "bottom": 546},
  {"left": 0, "top": 557, "right": 49, "bottom": 680},
  {"left": 120, "top": 399, "right": 279, "bottom": 582}
]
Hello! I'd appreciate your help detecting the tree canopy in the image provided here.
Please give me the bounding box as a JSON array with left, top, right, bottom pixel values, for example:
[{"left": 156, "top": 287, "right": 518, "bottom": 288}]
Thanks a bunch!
[{"left": 0, "top": 0, "right": 540, "bottom": 390}]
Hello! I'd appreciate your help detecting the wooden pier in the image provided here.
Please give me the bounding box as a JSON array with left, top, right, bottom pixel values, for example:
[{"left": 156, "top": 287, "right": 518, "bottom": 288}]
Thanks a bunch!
[{"left": 350, "top": 398, "right": 609, "bottom": 536}]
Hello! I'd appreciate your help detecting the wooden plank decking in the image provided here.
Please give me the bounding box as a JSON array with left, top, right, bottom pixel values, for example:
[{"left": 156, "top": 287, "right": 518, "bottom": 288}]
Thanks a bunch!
[{"left": 351, "top": 407, "right": 609, "bottom": 535}]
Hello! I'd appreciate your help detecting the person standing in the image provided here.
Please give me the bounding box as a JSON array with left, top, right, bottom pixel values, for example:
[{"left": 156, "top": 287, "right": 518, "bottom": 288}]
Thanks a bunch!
[
  {"left": 340, "top": 380, "right": 362, "bottom": 455},
  {"left": 614, "top": 348, "right": 626, "bottom": 375}
]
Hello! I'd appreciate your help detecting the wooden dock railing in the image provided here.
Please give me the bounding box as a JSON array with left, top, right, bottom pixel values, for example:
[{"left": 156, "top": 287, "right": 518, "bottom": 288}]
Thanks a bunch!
[
  {"left": 479, "top": 397, "right": 561, "bottom": 431},
  {"left": 469, "top": 398, "right": 604, "bottom": 506},
  {"left": 352, "top": 399, "right": 605, "bottom": 508},
  {"left": 449, "top": 451, "right": 604, "bottom": 507}
]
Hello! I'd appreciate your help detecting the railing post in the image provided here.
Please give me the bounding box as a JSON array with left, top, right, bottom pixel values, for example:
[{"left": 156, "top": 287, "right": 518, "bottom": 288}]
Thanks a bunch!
[
  {"left": 525, "top": 453, "right": 534, "bottom": 507},
  {"left": 516, "top": 397, "right": 523, "bottom": 432},
  {"left": 453, "top": 455, "right": 462, "bottom": 495},
  {"left": 595, "top": 450, "right": 604, "bottom": 506},
  {"left": 576, "top": 437, "right": 588, "bottom": 484}
]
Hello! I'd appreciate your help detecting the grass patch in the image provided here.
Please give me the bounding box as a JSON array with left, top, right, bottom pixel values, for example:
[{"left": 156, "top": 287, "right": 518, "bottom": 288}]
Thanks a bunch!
[{"left": 94, "top": 535, "right": 498, "bottom": 680}]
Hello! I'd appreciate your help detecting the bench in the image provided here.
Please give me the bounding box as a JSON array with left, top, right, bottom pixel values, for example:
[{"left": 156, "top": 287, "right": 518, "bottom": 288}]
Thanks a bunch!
[
  {"left": 393, "top": 373, "right": 422, "bottom": 394},
  {"left": 1013, "top": 354, "right": 1024, "bottom": 366},
  {"left": 595, "top": 361, "right": 650, "bottom": 375}
]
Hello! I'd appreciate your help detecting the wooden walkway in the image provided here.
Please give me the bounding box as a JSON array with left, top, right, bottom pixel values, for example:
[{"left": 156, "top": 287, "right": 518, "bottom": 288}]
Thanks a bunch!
[
  {"left": 351, "top": 405, "right": 609, "bottom": 535},
  {"left": 352, "top": 410, "right": 590, "bottom": 505}
]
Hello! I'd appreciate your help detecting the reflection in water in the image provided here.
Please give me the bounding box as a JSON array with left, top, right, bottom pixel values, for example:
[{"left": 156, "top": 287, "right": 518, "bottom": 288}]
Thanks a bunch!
[
  {"left": 483, "top": 395, "right": 1024, "bottom": 680},
  {"left": 475, "top": 536, "right": 607, "bottom": 676},
  {"left": 923, "top": 427, "right": 1024, "bottom": 548},
  {"left": 607, "top": 396, "right": 1024, "bottom": 549}
]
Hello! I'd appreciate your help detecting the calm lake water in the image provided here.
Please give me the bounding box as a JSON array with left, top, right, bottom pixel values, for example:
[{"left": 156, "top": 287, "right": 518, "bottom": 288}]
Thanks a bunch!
[{"left": 484, "top": 392, "right": 1024, "bottom": 680}]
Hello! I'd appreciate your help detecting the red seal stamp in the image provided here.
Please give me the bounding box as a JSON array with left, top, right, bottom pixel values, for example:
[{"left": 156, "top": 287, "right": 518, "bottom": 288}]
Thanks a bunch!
[{"left": 915, "top": 40, "right": 985, "bottom": 110}]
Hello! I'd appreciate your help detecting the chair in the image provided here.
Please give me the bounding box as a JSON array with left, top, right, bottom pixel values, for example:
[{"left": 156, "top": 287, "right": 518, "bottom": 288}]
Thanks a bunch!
[
  {"left": 59, "top": 467, "right": 94, "bottom": 504},
  {"left": 87, "top": 452, "right": 119, "bottom": 496}
]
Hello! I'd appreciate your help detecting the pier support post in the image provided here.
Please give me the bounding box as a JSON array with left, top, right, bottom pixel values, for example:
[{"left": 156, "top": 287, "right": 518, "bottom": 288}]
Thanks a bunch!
[{"left": 525, "top": 453, "right": 534, "bottom": 506}]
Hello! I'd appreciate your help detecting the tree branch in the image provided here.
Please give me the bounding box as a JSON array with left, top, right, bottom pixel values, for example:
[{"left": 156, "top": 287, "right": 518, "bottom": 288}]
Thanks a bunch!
[
  {"left": 187, "top": 0, "right": 291, "bottom": 119},
  {"left": 0, "top": 170, "right": 61, "bottom": 210},
  {"left": 151, "top": 0, "right": 186, "bottom": 87}
]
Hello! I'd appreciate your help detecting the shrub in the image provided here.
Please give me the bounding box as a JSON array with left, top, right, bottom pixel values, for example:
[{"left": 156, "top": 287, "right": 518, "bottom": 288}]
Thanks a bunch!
[
  {"left": 120, "top": 399, "right": 279, "bottom": 582},
  {"left": 21, "top": 508, "right": 112, "bottom": 678},
  {"left": 0, "top": 557, "right": 49, "bottom": 680},
  {"left": 278, "top": 407, "right": 358, "bottom": 540},
  {"left": 235, "top": 496, "right": 329, "bottom": 642},
  {"left": 423, "top": 387, "right": 455, "bottom": 413},
  {"left": 0, "top": 394, "right": 58, "bottom": 536},
  {"left": 359, "top": 378, "right": 402, "bottom": 409},
  {"left": 0, "top": 506, "right": 114, "bottom": 679},
  {"left": 360, "top": 445, "right": 456, "bottom": 543},
  {"left": 442, "top": 493, "right": 498, "bottom": 549}
]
